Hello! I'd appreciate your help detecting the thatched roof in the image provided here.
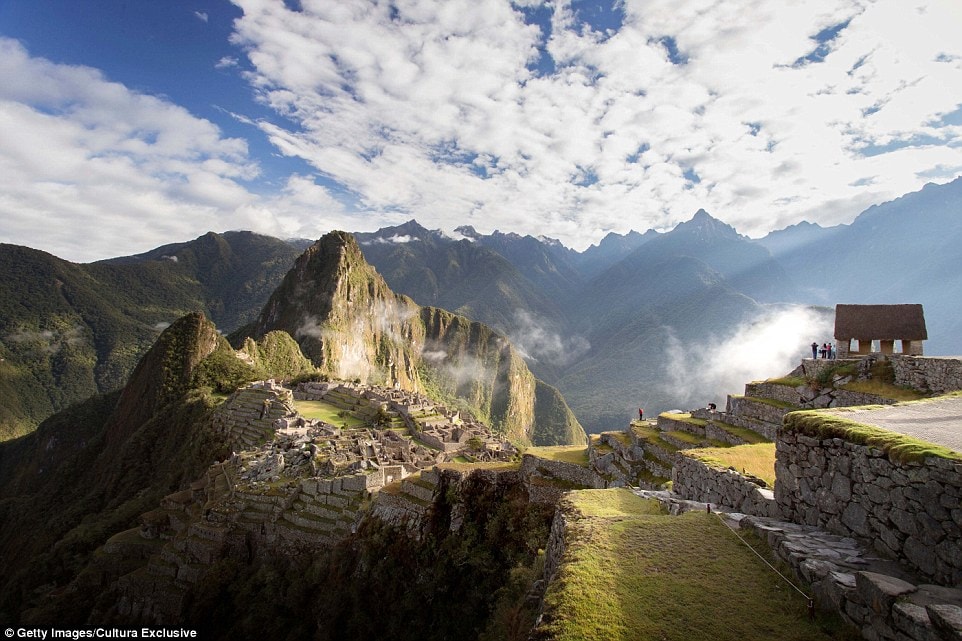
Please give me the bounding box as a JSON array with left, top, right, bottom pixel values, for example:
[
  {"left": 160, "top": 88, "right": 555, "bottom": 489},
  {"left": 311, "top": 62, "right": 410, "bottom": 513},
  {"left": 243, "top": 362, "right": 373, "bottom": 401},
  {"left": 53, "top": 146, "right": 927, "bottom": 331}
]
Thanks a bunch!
[{"left": 834, "top": 304, "right": 927, "bottom": 340}]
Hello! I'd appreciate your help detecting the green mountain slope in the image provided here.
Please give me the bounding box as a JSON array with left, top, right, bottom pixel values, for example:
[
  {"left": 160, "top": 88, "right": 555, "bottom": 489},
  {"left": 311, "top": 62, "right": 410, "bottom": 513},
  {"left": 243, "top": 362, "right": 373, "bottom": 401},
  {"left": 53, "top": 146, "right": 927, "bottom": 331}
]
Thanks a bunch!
[
  {"left": 0, "top": 232, "right": 299, "bottom": 440},
  {"left": 0, "top": 314, "right": 233, "bottom": 620}
]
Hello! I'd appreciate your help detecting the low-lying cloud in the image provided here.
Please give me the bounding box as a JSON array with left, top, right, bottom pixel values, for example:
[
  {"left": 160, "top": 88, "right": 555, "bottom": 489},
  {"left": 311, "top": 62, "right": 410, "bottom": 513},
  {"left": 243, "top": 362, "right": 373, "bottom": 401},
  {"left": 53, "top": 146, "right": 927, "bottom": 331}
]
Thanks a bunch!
[
  {"left": 508, "top": 310, "right": 590, "bottom": 367},
  {"left": 659, "top": 305, "right": 834, "bottom": 410},
  {"left": 5, "top": 324, "right": 87, "bottom": 355}
]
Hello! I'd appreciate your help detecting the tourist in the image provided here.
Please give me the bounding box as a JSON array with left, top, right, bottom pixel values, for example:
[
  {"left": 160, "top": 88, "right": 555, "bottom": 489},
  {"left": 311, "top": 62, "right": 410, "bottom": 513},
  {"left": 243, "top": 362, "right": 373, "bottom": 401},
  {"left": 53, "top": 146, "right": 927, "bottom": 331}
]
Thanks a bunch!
[
  {"left": 638, "top": 408, "right": 644, "bottom": 421},
  {"left": 811, "top": 342, "right": 818, "bottom": 359}
]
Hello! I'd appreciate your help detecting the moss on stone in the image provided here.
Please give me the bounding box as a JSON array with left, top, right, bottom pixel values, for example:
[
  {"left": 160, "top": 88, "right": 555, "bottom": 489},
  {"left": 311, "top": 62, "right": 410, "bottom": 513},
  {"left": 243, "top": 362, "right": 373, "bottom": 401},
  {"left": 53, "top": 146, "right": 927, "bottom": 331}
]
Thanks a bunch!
[{"left": 783, "top": 410, "right": 962, "bottom": 464}]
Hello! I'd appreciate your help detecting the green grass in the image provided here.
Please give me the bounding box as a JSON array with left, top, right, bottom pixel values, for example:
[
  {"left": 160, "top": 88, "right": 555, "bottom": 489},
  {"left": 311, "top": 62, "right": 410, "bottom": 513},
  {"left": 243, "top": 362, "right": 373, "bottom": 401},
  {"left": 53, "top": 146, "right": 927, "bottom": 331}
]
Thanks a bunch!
[
  {"left": 766, "top": 376, "right": 807, "bottom": 387},
  {"left": 663, "top": 430, "right": 704, "bottom": 446},
  {"left": 631, "top": 423, "right": 681, "bottom": 454},
  {"left": 785, "top": 410, "right": 962, "bottom": 463},
  {"left": 711, "top": 420, "right": 771, "bottom": 445},
  {"left": 294, "top": 400, "right": 367, "bottom": 428},
  {"left": 840, "top": 380, "right": 926, "bottom": 401},
  {"left": 747, "top": 396, "right": 797, "bottom": 409},
  {"left": 539, "top": 489, "right": 858, "bottom": 641},
  {"left": 663, "top": 413, "right": 708, "bottom": 427},
  {"left": 435, "top": 460, "right": 522, "bottom": 472},
  {"left": 606, "top": 431, "right": 632, "bottom": 447},
  {"left": 687, "top": 443, "right": 777, "bottom": 487},
  {"left": 527, "top": 445, "right": 590, "bottom": 467}
]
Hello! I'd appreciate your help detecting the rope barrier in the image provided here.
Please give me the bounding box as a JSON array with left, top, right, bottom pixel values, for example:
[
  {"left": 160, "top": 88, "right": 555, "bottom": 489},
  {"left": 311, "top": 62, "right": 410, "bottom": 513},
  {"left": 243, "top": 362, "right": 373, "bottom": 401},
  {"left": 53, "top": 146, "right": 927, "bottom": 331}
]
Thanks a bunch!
[{"left": 708, "top": 506, "right": 816, "bottom": 619}]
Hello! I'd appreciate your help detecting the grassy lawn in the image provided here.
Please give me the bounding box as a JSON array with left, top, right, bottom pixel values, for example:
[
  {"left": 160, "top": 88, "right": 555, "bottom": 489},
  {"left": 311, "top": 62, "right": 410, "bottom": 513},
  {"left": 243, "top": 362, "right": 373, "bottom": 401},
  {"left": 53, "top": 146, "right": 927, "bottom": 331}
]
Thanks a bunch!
[
  {"left": 687, "top": 443, "right": 777, "bottom": 487},
  {"left": 294, "top": 400, "right": 367, "bottom": 428},
  {"left": 527, "top": 445, "right": 590, "bottom": 467},
  {"left": 538, "top": 488, "right": 857, "bottom": 641}
]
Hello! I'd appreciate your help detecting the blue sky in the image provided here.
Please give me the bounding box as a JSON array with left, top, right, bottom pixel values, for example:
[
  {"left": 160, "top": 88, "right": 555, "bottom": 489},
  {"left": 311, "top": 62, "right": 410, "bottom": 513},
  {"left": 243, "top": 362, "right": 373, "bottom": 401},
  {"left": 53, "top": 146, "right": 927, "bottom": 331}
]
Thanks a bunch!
[{"left": 1, "top": 0, "right": 961, "bottom": 261}]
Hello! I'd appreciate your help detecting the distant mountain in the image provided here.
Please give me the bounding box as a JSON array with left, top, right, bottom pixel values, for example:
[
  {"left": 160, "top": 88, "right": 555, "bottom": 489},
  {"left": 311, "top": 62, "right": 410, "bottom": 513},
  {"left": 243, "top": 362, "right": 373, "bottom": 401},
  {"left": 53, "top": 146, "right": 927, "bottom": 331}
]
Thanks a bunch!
[
  {"left": 757, "top": 220, "right": 838, "bottom": 258},
  {"left": 237, "top": 231, "right": 585, "bottom": 446},
  {"left": 572, "top": 228, "right": 659, "bottom": 280},
  {"left": 618, "top": 210, "right": 797, "bottom": 303},
  {"left": 356, "top": 220, "right": 565, "bottom": 334},
  {"left": 454, "top": 226, "right": 585, "bottom": 304},
  {"left": 761, "top": 177, "right": 962, "bottom": 354},
  {"left": 355, "top": 221, "right": 584, "bottom": 381},
  {"left": 0, "top": 232, "right": 300, "bottom": 439}
]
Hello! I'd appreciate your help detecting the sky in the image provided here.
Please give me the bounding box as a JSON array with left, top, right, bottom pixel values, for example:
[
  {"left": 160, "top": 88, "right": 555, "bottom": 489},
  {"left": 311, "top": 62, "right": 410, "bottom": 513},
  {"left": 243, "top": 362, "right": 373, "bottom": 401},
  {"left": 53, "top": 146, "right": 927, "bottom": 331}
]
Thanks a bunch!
[{"left": 1, "top": 0, "right": 961, "bottom": 262}]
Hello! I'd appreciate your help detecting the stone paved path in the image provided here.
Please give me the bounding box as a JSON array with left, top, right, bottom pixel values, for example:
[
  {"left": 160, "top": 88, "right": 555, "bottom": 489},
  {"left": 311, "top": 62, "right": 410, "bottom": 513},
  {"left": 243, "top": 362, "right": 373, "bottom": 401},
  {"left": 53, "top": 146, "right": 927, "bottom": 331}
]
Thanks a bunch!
[{"left": 826, "top": 396, "right": 962, "bottom": 454}]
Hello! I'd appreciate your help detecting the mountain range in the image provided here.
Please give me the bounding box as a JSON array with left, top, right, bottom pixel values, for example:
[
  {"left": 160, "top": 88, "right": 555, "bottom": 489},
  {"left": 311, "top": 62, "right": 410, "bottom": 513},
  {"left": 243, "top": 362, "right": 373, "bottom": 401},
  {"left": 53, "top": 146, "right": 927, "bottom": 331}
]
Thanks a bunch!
[{"left": 1, "top": 177, "right": 960, "bottom": 438}]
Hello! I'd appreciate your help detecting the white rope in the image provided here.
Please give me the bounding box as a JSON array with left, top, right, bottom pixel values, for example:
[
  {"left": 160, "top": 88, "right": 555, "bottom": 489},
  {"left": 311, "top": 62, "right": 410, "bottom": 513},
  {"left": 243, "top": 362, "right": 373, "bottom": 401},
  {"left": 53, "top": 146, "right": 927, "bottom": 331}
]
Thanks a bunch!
[{"left": 712, "top": 511, "right": 812, "bottom": 602}]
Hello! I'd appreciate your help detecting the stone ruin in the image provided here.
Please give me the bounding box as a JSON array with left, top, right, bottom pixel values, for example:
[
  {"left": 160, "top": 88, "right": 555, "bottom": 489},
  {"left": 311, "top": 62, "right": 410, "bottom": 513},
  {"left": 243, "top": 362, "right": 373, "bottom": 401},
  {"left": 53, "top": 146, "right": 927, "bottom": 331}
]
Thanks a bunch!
[{"left": 216, "top": 378, "right": 518, "bottom": 492}]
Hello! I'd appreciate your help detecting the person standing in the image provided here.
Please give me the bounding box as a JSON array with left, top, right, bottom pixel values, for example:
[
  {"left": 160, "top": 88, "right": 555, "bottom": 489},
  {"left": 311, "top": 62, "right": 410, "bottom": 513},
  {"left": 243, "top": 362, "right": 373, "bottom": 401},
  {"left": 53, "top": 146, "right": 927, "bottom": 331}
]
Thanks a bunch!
[
  {"left": 811, "top": 342, "right": 818, "bottom": 359},
  {"left": 638, "top": 408, "right": 644, "bottom": 421}
]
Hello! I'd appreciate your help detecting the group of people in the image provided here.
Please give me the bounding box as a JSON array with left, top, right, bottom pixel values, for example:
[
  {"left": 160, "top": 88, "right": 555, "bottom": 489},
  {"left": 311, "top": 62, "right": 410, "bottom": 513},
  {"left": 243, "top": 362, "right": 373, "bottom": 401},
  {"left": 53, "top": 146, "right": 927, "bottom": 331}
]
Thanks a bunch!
[{"left": 810, "top": 341, "right": 836, "bottom": 359}]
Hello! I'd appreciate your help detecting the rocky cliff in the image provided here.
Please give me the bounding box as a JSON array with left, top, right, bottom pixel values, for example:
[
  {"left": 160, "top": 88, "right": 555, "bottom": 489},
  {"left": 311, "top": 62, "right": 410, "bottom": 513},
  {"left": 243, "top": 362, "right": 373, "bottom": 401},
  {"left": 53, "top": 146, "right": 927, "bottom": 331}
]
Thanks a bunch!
[{"left": 240, "top": 231, "right": 585, "bottom": 447}]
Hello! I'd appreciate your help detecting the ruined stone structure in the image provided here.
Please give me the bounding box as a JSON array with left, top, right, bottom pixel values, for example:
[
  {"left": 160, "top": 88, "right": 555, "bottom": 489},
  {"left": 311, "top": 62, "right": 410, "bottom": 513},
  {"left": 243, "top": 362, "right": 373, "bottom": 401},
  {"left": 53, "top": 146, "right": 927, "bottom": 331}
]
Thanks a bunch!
[{"left": 834, "top": 304, "right": 927, "bottom": 357}]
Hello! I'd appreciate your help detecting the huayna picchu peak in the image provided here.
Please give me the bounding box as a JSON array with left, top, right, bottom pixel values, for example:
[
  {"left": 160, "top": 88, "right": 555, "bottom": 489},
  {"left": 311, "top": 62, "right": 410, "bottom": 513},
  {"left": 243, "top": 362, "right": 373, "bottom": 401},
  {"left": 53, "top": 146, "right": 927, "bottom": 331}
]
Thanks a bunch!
[{"left": 238, "top": 230, "right": 585, "bottom": 448}]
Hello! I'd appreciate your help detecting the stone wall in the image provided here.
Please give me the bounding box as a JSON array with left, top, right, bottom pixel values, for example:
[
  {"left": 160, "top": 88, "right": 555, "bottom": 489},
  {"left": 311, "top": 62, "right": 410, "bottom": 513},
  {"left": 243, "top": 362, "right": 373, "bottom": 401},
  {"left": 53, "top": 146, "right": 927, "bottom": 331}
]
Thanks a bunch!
[
  {"left": 743, "top": 381, "right": 892, "bottom": 411},
  {"left": 724, "top": 397, "right": 784, "bottom": 440},
  {"left": 672, "top": 454, "right": 776, "bottom": 517},
  {"left": 890, "top": 356, "right": 962, "bottom": 394},
  {"left": 775, "top": 424, "right": 962, "bottom": 586},
  {"left": 521, "top": 453, "right": 607, "bottom": 490}
]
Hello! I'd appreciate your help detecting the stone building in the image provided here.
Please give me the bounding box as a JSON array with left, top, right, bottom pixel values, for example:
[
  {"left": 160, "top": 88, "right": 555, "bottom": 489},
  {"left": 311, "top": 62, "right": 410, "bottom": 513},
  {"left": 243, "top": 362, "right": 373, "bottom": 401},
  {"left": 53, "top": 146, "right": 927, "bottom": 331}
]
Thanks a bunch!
[{"left": 834, "top": 304, "right": 927, "bottom": 357}]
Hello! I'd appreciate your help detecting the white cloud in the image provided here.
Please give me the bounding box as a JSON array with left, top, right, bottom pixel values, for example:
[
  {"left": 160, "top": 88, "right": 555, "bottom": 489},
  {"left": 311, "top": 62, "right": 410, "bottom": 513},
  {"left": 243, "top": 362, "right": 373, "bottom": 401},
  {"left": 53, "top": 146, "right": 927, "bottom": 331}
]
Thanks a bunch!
[
  {"left": 0, "top": 38, "right": 354, "bottom": 261},
  {"left": 228, "top": 0, "right": 962, "bottom": 246},
  {"left": 0, "top": 38, "right": 259, "bottom": 261},
  {"left": 660, "top": 305, "right": 835, "bottom": 409},
  {"left": 194, "top": 11, "right": 209, "bottom": 23},
  {"left": 216, "top": 56, "right": 239, "bottom": 69}
]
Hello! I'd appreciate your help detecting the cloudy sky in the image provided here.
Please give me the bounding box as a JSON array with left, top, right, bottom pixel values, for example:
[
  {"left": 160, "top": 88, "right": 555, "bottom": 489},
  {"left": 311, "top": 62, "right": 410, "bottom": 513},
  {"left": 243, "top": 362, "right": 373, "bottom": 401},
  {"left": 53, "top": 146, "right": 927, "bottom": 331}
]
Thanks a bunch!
[{"left": 1, "top": 0, "right": 960, "bottom": 261}]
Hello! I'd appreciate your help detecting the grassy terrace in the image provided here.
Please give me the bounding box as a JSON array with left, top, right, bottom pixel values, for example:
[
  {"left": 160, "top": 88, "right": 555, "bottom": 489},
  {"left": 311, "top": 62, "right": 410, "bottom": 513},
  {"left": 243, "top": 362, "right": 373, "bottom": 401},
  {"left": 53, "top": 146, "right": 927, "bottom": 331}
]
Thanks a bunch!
[
  {"left": 527, "top": 445, "right": 590, "bottom": 467},
  {"left": 839, "top": 379, "right": 926, "bottom": 401},
  {"left": 539, "top": 489, "right": 856, "bottom": 641},
  {"left": 712, "top": 420, "right": 771, "bottom": 445},
  {"left": 294, "top": 400, "right": 368, "bottom": 428},
  {"left": 435, "top": 460, "right": 522, "bottom": 472},
  {"left": 661, "top": 412, "right": 708, "bottom": 427},
  {"left": 631, "top": 423, "right": 680, "bottom": 453},
  {"left": 687, "top": 443, "right": 777, "bottom": 487},
  {"left": 785, "top": 409, "right": 962, "bottom": 463}
]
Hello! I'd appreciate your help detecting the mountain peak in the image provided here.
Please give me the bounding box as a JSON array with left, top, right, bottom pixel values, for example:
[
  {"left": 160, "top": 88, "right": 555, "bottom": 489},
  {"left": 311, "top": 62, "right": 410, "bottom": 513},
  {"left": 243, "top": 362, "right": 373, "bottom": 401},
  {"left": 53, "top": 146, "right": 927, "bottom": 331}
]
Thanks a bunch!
[
  {"left": 453, "top": 225, "right": 481, "bottom": 240},
  {"left": 671, "top": 209, "right": 741, "bottom": 240}
]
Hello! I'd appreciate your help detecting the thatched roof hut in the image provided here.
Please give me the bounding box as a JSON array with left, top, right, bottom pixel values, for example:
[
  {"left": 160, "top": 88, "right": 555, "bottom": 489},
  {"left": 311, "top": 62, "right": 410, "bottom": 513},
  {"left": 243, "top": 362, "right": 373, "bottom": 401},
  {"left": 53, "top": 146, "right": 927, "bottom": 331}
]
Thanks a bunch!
[{"left": 834, "top": 304, "right": 926, "bottom": 356}]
